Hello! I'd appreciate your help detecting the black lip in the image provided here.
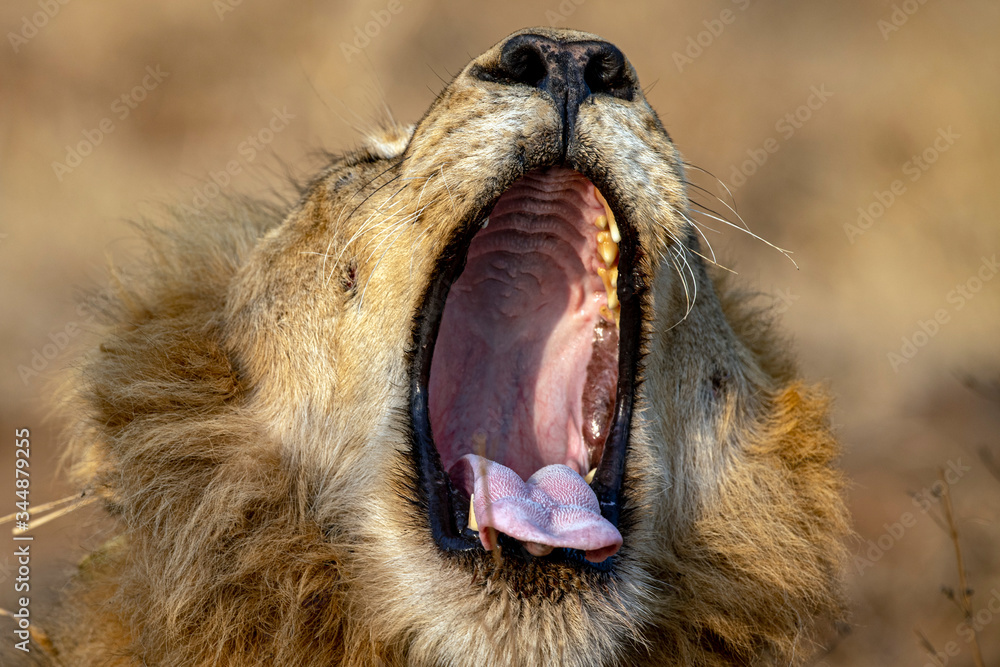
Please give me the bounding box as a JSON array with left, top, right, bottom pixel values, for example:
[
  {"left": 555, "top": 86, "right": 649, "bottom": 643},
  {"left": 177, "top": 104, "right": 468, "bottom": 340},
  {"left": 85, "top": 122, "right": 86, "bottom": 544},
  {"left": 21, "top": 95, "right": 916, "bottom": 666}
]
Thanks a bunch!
[{"left": 407, "top": 168, "right": 643, "bottom": 570}]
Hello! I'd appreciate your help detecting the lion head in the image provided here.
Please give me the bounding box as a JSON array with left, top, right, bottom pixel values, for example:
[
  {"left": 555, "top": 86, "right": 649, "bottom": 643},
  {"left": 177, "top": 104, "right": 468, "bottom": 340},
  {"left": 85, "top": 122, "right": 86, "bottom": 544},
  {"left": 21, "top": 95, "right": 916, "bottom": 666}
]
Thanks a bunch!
[{"left": 55, "top": 27, "right": 848, "bottom": 667}]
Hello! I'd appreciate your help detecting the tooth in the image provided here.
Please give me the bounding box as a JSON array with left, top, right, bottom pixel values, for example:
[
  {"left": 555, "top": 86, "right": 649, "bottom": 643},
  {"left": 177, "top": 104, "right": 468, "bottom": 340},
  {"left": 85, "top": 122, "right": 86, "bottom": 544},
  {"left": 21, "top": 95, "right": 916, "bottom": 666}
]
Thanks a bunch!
[
  {"left": 524, "top": 542, "right": 554, "bottom": 557},
  {"left": 481, "top": 527, "right": 499, "bottom": 552},
  {"left": 584, "top": 468, "right": 597, "bottom": 484},
  {"left": 595, "top": 188, "right": 622, "bottom": 244},
  {"left": 607, "top": 289, "right": 618, "bottom": 311},
  {"left": 468, "top": 496, "right": 478, "bottom": 531},
  {"left": 594, "top": 214, "right": 608, "bottom": 230},
  {"left": 597, "top": 266, "right": 615, "bottom": 296},
  {"left": 608, "top": 212, "right": 621, "bottom": 244},
  {"left": 599, "top": 240, "right": 618, "bottom": 267},
  {"left": 597, "top": 266, "right": 610, "bottom": 289}
]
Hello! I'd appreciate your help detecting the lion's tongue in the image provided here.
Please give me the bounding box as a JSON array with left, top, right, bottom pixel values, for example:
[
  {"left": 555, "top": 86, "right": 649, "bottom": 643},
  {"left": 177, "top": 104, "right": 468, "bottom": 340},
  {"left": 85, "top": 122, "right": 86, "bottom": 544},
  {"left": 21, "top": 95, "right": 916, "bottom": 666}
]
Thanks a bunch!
[
  {"left": 429, "top": 167, "right": 612, "bottom": 479},
  {"left": 450, "top": 454, "right": 622, "bottom": 563}
]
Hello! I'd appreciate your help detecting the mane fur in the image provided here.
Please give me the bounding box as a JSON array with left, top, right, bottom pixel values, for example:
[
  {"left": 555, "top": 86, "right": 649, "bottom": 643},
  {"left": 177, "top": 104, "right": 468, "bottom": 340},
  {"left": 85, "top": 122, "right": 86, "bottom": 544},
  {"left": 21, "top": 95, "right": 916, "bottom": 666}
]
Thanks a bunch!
[{"left": 45, "top": 184, "right": 848, "bottom": 664}]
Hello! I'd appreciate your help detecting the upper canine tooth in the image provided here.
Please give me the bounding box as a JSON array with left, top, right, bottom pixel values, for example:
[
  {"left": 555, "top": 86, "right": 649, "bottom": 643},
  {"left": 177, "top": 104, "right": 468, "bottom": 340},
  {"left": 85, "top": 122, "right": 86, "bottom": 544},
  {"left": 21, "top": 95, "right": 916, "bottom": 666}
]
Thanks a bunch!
[
  {"left": 607, "top": 211, "right": 621, "bottom": 244},
  {"left": 595, "top": 188, "right": 622, "bottom": 244}
]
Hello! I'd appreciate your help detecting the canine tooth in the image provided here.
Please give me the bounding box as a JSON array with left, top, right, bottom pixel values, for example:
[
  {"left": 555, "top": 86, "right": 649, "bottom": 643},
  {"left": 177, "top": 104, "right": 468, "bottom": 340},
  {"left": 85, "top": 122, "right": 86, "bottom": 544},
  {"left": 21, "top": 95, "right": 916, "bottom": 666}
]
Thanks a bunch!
[
  {"left": 596, "top": 188, "right": 622, "bottom": 244},
  {"left": 524, "top": 542, "right": 554, "bottom": 557},
  {"left": 594, "top": 214, "right": 608, "bottom": 230},
  {"left": 608, "top": 212, "right": 621, "bottom": 244},
  {"left": 468, "top": 496, "right": 478, "bottom": 532},
  {"left": 584, "top": 468, "right": 597, "bottom": 484}
]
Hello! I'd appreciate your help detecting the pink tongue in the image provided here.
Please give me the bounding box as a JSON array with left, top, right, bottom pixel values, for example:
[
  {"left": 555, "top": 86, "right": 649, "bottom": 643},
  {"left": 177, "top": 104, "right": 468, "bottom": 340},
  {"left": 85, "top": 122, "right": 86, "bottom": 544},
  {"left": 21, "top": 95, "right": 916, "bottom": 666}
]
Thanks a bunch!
[{"left": 451, "top": 454, "right": 622, "bottom": 563}]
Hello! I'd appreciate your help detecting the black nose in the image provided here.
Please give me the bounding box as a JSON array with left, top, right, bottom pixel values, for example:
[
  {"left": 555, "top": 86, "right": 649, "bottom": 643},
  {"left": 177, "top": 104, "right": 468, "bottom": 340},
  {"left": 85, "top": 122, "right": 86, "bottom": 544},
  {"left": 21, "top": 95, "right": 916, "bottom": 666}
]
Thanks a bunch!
[{"left": 478, "top": 33, "right": 636, "bottom": 146}]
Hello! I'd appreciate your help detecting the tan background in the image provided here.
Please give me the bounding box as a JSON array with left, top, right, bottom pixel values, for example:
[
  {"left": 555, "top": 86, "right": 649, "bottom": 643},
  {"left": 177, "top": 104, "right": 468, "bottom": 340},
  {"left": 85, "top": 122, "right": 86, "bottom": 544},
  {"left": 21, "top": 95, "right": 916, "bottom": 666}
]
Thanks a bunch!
[{"left": 2, "top": 1, "right": 999, "bottom": 664}]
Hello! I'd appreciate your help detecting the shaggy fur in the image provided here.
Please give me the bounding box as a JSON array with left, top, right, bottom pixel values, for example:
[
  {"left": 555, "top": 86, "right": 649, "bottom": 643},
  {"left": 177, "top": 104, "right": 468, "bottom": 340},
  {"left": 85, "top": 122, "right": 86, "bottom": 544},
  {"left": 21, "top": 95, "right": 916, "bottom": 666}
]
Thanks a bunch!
[{"left": 47, "top": 28, "right": 848, "bottom": 666}]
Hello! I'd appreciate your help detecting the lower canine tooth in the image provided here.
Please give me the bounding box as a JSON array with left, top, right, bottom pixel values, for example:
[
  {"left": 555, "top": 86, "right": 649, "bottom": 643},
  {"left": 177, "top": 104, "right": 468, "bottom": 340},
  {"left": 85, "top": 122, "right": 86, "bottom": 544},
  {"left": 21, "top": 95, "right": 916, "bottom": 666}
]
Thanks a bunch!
[
  {"left": 468, "top": 496, "right": 478, "bottom": 531},
  {"left": 584, "top": 468, "right": 597, "bottom": 484},
  {"left": 524, "top": 542, "right": 554, "bottom": 557}
]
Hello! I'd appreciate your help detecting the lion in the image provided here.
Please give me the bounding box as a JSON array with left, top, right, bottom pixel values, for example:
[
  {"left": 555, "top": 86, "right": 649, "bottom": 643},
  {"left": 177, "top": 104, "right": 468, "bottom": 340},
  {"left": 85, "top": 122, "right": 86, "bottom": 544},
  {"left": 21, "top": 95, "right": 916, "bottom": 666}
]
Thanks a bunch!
[{"left": 41, "top": 27, "right": 848, "bottom": 666}]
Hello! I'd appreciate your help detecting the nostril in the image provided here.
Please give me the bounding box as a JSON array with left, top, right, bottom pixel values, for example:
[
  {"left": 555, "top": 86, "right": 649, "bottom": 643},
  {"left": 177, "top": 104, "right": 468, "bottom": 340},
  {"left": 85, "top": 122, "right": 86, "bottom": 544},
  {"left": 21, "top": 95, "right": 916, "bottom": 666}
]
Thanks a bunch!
[
  {"left": 496, "top": 35, "right": 548, "bottom": 88},
  {"left": 583, "top": 45, "right": 629, "bottom": 97}
]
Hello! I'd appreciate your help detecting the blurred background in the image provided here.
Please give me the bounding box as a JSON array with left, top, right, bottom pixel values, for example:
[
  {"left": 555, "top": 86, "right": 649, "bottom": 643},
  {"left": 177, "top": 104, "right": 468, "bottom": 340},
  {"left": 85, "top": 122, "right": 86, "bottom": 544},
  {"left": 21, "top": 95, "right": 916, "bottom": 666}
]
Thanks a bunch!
[{"left": 1, "top": 1, "right": 998, "bottom": 664}]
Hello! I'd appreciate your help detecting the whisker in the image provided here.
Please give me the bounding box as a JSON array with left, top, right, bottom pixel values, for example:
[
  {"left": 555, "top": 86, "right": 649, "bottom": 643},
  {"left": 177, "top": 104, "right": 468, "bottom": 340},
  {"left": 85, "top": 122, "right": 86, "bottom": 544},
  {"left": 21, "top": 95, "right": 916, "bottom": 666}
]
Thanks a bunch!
[
  {"left": 328, "top": 181, "right": 411, "bottom": 285},
  {"left": 673, "top": 210, "right": 738, "bottom": 275},
  {"left": 680, "top": 163, "right": 799, "bottom": 269},
  {"left": 438, "top": 165, "right": 458, "bottom": 213},
  {"left": 681, "top": 162, "right": 739, "bottom": 212},
  {"left": 359, "top": 212, "right": 422, "bottom": 308},
  {"left": 689, "top": 207, "right": 798, "bottom": 269},
  {"left": 660, "top": 243, "right": 698, "bottom": 331},
  {"left": 680, "top": 212, "right": 718, "bottom": 264}
]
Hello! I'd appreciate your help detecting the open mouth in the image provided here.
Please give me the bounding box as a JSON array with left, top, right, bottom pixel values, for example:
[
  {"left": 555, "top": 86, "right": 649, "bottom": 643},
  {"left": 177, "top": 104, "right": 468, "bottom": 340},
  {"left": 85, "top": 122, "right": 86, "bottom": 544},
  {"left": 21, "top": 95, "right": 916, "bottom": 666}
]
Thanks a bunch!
[{"left": 409, "top": 166, "right": 641, "bottom": 569}]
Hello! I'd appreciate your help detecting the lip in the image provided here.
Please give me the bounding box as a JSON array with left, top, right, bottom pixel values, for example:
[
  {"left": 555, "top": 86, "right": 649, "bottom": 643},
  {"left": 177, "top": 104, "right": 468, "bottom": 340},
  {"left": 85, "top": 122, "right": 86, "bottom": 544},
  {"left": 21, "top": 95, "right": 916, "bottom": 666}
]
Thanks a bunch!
[{"left": 407, "top": 164, "right": 644, "bottom": 570}]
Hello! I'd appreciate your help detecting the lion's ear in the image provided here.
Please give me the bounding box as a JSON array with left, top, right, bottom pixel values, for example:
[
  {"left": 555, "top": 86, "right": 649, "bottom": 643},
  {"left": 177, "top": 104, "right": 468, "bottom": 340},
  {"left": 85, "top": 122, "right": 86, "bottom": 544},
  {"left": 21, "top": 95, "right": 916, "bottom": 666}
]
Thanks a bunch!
[{"left": 363, "top": 123, "right": 415, "bottom": 159}]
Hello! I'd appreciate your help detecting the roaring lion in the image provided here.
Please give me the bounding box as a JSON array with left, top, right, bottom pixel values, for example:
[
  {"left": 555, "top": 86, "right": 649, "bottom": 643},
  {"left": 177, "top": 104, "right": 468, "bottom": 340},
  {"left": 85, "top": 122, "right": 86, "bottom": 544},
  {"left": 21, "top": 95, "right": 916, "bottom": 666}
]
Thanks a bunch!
[{"left": 47, "top": 28, "right": 848, "bottom": 666}]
